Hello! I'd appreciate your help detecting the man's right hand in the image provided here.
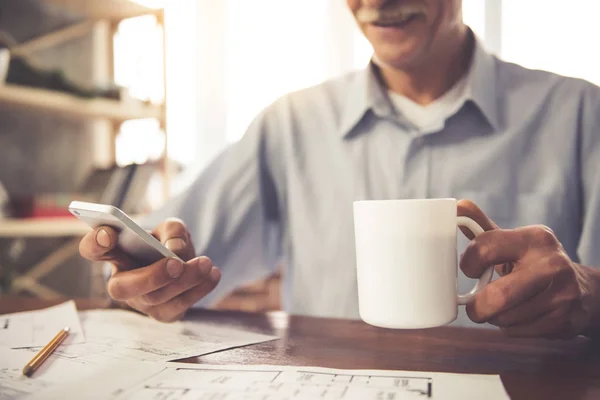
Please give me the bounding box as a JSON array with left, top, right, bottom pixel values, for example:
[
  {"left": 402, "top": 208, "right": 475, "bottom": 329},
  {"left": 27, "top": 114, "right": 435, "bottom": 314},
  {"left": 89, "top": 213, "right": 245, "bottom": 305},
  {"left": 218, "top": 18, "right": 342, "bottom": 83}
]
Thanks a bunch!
[{"left": 79, "top": 218, "right": 220, "bottom": 322}]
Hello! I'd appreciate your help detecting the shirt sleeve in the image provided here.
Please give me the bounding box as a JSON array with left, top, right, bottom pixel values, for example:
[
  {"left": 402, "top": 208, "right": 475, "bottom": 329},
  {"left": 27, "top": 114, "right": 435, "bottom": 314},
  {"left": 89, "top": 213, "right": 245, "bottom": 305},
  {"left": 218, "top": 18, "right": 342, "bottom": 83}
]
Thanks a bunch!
[
  {"left": 141, "top": 108, "right": 283, "bottom": 307},
  {"left": 577, "top": 84, "right": 600, "bottom": 267}
]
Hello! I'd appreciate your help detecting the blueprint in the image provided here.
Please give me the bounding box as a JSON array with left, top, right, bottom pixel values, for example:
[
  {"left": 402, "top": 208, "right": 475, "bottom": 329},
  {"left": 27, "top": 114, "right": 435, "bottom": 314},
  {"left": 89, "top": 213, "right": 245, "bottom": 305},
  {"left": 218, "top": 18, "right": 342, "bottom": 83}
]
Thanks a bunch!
[{"left": 30, "top": 363, "right": 509, "bottom": 400}]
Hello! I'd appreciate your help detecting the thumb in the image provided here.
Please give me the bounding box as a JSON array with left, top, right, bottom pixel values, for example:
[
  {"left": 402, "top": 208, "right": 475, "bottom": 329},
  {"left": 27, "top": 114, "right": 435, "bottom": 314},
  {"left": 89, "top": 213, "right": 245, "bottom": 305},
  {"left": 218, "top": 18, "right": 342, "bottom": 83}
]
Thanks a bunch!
[{"left": 79, "top": 226, "right": 137, "bottom": 271}]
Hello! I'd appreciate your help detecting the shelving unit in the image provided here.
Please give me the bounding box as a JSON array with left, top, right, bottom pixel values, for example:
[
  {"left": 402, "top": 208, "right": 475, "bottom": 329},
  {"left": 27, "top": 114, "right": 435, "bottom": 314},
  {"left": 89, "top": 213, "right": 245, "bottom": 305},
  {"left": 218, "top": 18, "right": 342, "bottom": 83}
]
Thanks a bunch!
[
  {"left": 0, "top": 84, "right": 165, "bottom": 122},
  {"left": 0, "top": 0, "right": 166, "bottom": 300},
  {"left": 0, "top": 215, "right": 143, "bottom": 238},
  {"left": 41, "top": 0, "right": 161, "bottom": 21},
  {"left": 0, "top": 218, "right": 89, "bottom": 238}
]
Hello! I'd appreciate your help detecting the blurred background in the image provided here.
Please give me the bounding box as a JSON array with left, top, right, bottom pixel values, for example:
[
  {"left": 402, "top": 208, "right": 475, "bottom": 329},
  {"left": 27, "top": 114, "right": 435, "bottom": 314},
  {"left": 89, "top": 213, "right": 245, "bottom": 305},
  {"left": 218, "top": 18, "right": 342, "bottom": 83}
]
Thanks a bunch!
[{"left": 0, "top": 0, "right": 599, "bottom": 310}]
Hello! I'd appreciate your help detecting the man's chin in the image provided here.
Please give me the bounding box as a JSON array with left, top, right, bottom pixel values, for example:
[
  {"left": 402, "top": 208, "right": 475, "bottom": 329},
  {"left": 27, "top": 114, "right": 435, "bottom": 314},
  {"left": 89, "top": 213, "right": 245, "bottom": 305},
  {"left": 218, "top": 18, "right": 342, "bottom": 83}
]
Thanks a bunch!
[
  {"left": 372, "top": 52, "right": 419, "bottom": 70},
  {"left": 371, "top": 45, "right": 425, "bottom": 70}
]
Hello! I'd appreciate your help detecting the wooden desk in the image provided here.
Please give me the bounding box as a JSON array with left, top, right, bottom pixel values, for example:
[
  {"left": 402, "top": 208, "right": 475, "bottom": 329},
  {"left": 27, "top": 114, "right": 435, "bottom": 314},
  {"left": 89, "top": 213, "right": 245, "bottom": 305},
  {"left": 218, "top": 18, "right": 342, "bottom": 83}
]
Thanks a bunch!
[{"left": 2, "top": 296, "right": 599, "bottom": 400}]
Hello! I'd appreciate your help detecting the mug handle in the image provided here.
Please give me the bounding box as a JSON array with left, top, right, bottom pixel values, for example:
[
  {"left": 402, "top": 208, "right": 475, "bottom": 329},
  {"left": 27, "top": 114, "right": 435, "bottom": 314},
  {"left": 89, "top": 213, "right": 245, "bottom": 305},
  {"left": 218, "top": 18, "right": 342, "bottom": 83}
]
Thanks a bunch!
[{"left": 456, "top": 216, "right": 495, "bottom": 305}]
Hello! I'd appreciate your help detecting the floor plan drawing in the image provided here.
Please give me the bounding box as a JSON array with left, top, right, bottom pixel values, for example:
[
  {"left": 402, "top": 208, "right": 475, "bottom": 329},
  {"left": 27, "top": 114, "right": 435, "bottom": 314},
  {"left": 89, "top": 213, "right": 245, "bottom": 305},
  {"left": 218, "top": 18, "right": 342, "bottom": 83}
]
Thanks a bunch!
[
  {"left": 27, "top": 362, "right": 509, "bottom": 400},
  {"left": 122, "top": 367, "right": 434, "bottom": 399},
  {"left": 63, "top": 364, "right": 505, "bottom": 400}
]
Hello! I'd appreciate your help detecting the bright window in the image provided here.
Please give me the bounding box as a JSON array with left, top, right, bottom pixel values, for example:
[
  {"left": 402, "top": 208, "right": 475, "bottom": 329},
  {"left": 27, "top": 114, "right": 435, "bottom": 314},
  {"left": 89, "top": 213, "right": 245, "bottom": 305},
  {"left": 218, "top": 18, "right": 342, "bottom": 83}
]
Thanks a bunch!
[
  {"left": 113, "top": 15, "right": 164, "bottom": 166},
  {"left": 224, "top": 0, "right": 329, "bottom": 143},
  {"left": 463, "top": 0, "right": 486, "bottom": 40},
  {"left": 501, "top": 0, "right": 600, "bottom": 85}
]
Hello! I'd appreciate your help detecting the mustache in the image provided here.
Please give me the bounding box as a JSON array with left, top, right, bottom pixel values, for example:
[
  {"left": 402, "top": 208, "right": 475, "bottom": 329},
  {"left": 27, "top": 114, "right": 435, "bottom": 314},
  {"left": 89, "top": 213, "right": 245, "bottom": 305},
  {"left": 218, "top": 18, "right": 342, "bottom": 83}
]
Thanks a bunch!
[{"left": 355, "top": 2, "right": 428, "bottom": 24}]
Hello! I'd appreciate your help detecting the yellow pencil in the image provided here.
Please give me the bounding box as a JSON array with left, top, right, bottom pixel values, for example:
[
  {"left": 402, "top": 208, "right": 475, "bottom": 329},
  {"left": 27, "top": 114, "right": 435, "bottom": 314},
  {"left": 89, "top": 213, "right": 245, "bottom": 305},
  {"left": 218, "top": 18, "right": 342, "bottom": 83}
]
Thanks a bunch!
[{"left": 22, "top": 326, "right": 70, "bottom": 377}]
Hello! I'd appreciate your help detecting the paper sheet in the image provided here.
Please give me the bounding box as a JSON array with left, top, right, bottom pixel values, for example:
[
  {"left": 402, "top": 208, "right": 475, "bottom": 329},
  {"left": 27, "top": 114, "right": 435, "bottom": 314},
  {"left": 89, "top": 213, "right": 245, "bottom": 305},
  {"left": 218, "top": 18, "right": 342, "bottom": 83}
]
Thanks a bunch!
[
  {"left": 0, "top": 301, "right": 84, "bottom": 348},
  {"left": 41, "top": 309, "right": 278, "bottom": 363},
  {"left": 0, "top": 348, "right": 162, "bottom": 400},
  {"left": 0, "top": 309, "right": 277, "bottom": 399},
  {"left": 30, "top": 363, "right": 510, "bottom": 400}
]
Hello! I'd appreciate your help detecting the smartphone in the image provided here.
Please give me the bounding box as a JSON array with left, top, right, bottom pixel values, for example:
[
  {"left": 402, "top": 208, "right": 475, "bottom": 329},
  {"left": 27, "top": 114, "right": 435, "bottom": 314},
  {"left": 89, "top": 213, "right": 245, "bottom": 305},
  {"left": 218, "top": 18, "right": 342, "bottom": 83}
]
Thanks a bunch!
[{"left": 68, "top": 201, "right": 182, "bottom": 266}]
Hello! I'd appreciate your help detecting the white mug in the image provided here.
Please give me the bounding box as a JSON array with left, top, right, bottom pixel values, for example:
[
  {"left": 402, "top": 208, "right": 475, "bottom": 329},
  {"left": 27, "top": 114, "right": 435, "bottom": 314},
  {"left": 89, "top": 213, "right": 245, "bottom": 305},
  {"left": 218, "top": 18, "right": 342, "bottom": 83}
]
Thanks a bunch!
[{"left": 353, "top": 198, "right": 494, "bottom": 329}]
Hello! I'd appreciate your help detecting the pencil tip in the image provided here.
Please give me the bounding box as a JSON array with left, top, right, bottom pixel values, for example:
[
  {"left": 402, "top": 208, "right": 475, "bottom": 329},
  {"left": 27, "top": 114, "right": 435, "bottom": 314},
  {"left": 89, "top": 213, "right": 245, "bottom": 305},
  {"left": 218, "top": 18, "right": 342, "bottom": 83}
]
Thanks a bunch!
[{"left": 22, "top": 366, "right": 33, "bottom": 377}]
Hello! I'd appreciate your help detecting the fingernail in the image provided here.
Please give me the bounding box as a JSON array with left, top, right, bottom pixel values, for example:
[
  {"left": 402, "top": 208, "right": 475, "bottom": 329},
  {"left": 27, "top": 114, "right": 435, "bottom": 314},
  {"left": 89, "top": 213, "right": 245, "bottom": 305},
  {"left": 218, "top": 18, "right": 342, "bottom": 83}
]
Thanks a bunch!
[
  {"left": 166, "top": 259, "right": 183, "bottom": 278},
  {"left": 197, "top": 259, "right": 212, "bottom": 275},
  {"left": 96, "top": 229, "right": 111, "bottom": 248},
  {"left": 165, "top": 238, "right": 186, "bottom": 252},
  {"left": 209, "top": 267, "right": 221, "bottom": 282}
]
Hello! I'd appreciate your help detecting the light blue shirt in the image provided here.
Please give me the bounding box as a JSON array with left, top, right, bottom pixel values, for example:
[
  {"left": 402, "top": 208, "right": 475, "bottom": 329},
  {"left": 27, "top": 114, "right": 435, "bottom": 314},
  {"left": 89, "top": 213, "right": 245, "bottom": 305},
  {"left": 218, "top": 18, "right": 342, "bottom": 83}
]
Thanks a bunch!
[{"left": 143, "top": 39, "right": 600, "bottom": 327}]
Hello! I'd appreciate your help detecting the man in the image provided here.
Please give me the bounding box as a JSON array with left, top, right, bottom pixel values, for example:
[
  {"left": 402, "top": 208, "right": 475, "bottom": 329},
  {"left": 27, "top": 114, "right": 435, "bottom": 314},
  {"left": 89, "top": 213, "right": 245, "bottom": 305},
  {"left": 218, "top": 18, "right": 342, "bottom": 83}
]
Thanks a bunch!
[{"left": 80, "top": 0, "right": 600, "bottom": 339}]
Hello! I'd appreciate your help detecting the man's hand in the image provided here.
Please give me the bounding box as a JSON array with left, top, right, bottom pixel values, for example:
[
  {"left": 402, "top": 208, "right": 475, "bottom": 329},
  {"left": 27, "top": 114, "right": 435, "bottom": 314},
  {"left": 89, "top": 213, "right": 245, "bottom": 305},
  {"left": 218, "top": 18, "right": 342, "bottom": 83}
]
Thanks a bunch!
[
  {"left": 458, "top": 200, "right": 600, "bottom": 339},
  {"left": 79, "top": 218, "right": 220, "bottom": 322}
]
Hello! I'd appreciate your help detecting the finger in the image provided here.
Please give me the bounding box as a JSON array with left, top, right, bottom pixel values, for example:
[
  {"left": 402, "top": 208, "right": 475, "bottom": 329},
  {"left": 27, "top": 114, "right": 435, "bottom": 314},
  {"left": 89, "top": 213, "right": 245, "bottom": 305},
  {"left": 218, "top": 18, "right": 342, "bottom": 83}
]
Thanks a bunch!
[
  {"left": 488, "top": 286, "right": 556, "bottom": 327},
  {"left": 457, "top": 199, "right": 500, "bottom": 239},
  {"left": 460, "top": 228, "right": 530, "bottom": 279},
  {"left": 457, "top": 199, "right": 515, "bottom": 276},
  {"left": 501, "top": 307, "right": 570, "bottom": 338},
  {"left": 142, "top": 267, "right": 221, "bottom": 322},
  {"left": 139, "top": 257, "right": 214, "bottom": 306},
  {"left": 466, "top": 266, "right": 555, "bottom": 323},
  {"left": 79, "top": 226, "right": 137, "bottom": 270},
  {"left": 107, "top": 257, "right": 184, "bottom": 301},
  {"left": 521, "top": 225, "right": 561, "bottom": 251},
  {"left": 153, "top": 218, "right": 195, "bottom": 261},
  {"left": 487, "top": 254, "right": 578, "bottom": 327},
  {"left": 79, "top": 227, "right": 117, "bottom": 259}
]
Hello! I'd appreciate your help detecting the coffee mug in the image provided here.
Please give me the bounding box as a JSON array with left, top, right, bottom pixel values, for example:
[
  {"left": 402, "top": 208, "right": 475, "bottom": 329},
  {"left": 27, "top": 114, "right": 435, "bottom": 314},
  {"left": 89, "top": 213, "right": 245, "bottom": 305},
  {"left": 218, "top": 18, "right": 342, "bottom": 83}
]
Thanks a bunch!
[{"left": 353, "top": 198, "right": 494, "bottom": 329}]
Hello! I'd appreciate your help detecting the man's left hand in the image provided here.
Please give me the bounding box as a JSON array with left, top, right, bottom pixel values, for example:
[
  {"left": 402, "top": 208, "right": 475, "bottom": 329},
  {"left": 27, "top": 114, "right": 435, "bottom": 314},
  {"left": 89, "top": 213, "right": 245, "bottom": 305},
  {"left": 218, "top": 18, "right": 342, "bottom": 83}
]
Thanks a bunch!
[{"left": 458, "top": 200, "right": 600, "bottom": 339}]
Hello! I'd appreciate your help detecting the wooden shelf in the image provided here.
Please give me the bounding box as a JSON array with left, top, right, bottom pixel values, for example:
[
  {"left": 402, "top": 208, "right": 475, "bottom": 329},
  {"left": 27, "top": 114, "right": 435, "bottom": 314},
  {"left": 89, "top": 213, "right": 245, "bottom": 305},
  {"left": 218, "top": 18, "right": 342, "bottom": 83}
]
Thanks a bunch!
[
  {"left": 0, "top": 217, "right": 90, "bottom": 238},
  {"left": 0, "top": 84, "right": 165, "bottom": 123},
  {"left": 0, "top": 214, "right": 146, "bottom": 237},
  {"left": 42, "top": 0, "right": 162, "bottom": 21}
]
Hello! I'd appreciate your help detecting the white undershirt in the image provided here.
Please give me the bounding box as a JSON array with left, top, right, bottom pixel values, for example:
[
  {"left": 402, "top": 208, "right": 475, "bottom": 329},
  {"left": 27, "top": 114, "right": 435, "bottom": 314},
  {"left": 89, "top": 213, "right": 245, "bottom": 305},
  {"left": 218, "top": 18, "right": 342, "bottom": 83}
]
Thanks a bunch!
[{"left": 387, "top": 75, "right": 470, "bottom": 132}]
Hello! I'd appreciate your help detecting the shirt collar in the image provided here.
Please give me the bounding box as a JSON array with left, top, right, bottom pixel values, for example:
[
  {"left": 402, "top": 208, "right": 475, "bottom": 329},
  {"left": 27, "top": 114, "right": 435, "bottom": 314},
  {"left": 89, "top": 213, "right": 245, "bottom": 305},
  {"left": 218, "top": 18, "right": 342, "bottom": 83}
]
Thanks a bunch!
[
  {"left": 338, "top": 34, "right": 500, "bottom": 138},
  {"left": 466, "top": 37, "right": 500, "bottom": 132},
  {"left": 338, "top": 62, "right": 394, "bottom": 138}
]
